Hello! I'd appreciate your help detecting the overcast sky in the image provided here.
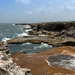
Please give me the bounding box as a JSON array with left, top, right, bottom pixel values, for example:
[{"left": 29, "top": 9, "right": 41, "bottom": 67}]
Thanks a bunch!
[{"left": 0, "top": 0, "right": 75, "bottom": 23}]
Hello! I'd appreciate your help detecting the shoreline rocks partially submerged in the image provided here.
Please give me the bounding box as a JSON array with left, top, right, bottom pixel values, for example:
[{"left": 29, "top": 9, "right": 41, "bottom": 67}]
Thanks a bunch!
[
  {"left": 7, "top": 21, "right": 75, "bottom": 47},
  {"left": 1, "top": 21, "right": 75, "bottom": 75},
  {"left": 0, "top": 42, "right": 32, "bottom": 75}
]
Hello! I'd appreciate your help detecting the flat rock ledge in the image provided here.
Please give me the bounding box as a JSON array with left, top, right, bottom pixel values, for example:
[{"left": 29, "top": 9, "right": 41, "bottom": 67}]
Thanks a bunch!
[{"left": 0, "top": 42, "right": 32, "bottom": 75}]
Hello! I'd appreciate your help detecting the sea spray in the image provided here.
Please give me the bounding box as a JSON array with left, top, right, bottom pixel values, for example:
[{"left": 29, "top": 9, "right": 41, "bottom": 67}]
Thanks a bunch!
[
  {"left": 18, "top": 32, "right": 29, "bottom": 37},
  {"left": 2, "top": 37, "right": 10, "bottom": 42}
]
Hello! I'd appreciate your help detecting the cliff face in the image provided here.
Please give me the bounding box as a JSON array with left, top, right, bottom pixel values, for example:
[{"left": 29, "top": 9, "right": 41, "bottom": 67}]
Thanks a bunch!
[
  {"left": 15, "top": 21, "right": 75, "bottom": 31},
  {"left": 31, "top": 21, "right": 75, "bottom": 31},
  {"left": 0, "top": 42, "right": 32, "bottom": 75}
]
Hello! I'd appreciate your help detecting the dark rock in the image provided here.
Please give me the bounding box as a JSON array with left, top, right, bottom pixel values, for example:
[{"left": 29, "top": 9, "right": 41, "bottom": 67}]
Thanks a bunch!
[
  {"left": 68, "top": 26, "right": 75, "bottom": 31},
  {"left": 60, "top": 30, "right": 66, "bottom": 35},
  {"left": 23, "top": 28, "right": 31, "bottom": 30},
  {"left": 0, "top": 68, "right": 10, "bottom": 75}
]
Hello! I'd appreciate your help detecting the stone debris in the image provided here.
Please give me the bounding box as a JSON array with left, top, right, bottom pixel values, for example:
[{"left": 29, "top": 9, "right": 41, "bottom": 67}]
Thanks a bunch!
[{"left": 0, "top": 42, "right": 32, "bottom": 75}]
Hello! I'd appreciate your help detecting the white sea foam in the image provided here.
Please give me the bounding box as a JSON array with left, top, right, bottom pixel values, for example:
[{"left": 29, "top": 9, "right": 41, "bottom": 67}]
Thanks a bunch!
[
  {"left": 13, "top": 24, "right": 15, "bottom": 26},
  {"left": 50, "top": 58, "right": 75, "bottom": 70},
  {"left": 25, "top": 25, "right": 31, "bottom": 28},
  {"left": 2, "top": 37, "right": 10, "bottom": 42},
  {"left": 22, "top": 42, "right": 32, "bottom": 46},
  {"left": 34, "top": 43, "right": 52, "bottom": 50},
  {"left": 40, "top": 43, "right": 49, "bottom": 48},
  {"left": 39, "top": 34, "right": 48, "bottom": 36},
  {"left": 18, "top": 32, "right": 29, "bottom": 37},
  {"left": 26, "top": 42, "right": 32, "bottom": 44},
  {"left": 46, "top": 59, "right": 51, "bottom": 66},
  {"left": 25, "top": 29, "right": 32, "bottom": 33}
]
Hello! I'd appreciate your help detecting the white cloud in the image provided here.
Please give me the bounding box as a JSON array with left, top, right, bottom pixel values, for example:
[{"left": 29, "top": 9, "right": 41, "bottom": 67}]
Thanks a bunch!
[
  {"left": 35, "top": 5, "right": 50, "bottom": 14},
  {"left": 16, "top": 0, "right": 31, "bottom": 4},
  {"left": 61, "top": 0, "right": 75, "bottom": 11}
]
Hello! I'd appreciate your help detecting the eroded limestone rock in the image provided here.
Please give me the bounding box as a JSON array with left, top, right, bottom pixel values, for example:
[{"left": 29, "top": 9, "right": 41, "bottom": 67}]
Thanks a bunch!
[{"left": 0, "top": 42, "right": 32, "bottom": 75}]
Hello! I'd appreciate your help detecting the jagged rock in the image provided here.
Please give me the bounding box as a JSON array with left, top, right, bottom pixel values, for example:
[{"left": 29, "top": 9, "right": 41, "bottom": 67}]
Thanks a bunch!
[
  {"left": 67, "top": 31, "right": 73, "bottom": 36},
  {"left": 68, "top": 26, "right": 75, "bottom": 31},
  {"left": 60, "top": 30, "right": 66, "bottom": 35},
  {"left": 0, "top": 42, "right": 32, "bottom": 75},
  {"left": 0, "top": 68, "right": 10, "bottom": 75}
]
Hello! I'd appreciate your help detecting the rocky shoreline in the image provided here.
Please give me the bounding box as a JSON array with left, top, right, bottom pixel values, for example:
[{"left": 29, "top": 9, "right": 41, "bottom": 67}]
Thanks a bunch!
[
  {"left": 12, "top": 46, "right": 75, "bottom": 75},
  {"left": 11, "top": 21, "right": 75, "bottom": 75},
  {"left": 7, "top": 21, "right": 75, "bottom": 46},
  {"left": 1, "top": 21, "right": 75, "bottom": 75},
  {"left": 0, "top": 42, "right": 31, "bottom": 75}
]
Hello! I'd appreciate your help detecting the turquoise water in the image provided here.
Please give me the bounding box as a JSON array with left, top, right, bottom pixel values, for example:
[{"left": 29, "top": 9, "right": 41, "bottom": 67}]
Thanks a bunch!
[{"left": 0, "top": 23, "right": 53, "bottom": 54}]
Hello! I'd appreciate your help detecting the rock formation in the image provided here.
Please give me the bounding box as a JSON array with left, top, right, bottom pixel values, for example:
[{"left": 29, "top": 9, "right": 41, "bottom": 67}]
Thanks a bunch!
[
  {"left": 12, "top": 46, "right": 75, "bottom": 75},
  {"left": 8, "top": 21, "right": 75, "bottom": 75},
  {"left": 0, "top": 42, "right": 32, "bottom": 75}
]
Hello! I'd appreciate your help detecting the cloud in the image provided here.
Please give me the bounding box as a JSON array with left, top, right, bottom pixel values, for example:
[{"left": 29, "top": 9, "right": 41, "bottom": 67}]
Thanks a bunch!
[
  {"left": 61, "top": 0, "right": 75, "bottom": 11},
  {"left": 16, "top": 0, "right": 31, "bottom": 4},
  {"left": 35, "top": 5, "right": 50, "bottom": 14}
]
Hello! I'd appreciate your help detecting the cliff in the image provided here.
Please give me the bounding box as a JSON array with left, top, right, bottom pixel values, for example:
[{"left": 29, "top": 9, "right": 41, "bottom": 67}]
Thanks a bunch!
[{"left": 15, "top": 21, "right": 75, "bottom": 31}]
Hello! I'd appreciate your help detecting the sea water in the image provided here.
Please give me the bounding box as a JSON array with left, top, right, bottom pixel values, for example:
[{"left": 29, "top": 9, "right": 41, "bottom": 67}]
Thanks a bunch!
[{"left": 0, "top": 23, "right": 53, "bottom": 54}]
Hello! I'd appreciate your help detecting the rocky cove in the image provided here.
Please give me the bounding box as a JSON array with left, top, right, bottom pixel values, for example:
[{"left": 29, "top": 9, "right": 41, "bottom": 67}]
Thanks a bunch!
[{"left": 1, "top": 21, "right": 75, "bottom": 75}]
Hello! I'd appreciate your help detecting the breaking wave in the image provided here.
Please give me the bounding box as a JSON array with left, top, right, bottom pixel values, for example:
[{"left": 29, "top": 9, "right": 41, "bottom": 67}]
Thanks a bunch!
[
  {"left": 18, "top": 32, "right": 29, "bottom": 37},
  {"left": 25, "top": 25, "right": 31, "bottom": 28},
  {"left": 33, "top": 42, "right": 52, "bottom": 50},
  {"left": 13, "top": 24, "right": 15, "bottom": 26},
  {"left": 2, "top": 37, "right": 10, "bottom": 42},
  {"left": 25, "top": 29, "right": 32, "bottom": 33}
]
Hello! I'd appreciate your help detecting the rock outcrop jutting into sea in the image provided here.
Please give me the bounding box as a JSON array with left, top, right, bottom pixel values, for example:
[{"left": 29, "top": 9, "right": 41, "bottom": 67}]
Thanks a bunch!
[
  {"left": 7, "top": 21, "right": 75, "bottom": 47},
  {"left": 0, "top": 42, "right": 32, "bottom": 75}
]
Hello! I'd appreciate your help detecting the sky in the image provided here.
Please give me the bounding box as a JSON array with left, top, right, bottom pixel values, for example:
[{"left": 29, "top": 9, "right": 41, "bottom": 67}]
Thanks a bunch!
[{"left": 0, "top": 0, "right": 75, "bottom": 23}]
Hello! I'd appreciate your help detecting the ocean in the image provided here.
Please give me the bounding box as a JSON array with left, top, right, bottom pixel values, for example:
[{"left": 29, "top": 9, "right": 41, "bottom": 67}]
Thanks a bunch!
[{"left": 0, "top": 23, "right": 53, "bottom": 54}]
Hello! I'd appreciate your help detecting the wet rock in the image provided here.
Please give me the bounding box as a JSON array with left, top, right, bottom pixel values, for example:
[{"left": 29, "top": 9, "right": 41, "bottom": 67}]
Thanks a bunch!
[
  {"left": 12, "top": 46, "right": 75, "bottom": 75},
  {"left": 47, "top": 54, "right": 75, "bottom": 67}
]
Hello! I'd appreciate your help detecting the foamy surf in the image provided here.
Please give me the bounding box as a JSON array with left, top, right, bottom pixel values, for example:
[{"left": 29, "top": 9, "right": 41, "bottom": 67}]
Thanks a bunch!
[
  {"left": 2, "top": 37, "right": 10, "bottom": 42},
  {"left": 47, "top": 54, "right": 75, "bottom": 70},
  {"left": 39, "top": 34, "right": 48, "bottom": 36},
  {"left": 25, "top": 29, "right": 32, "bottom": 33},
  {"left": 34, "top": 43, "right": 53, "bottom": 50},
  {"left": 25, "top": 25, "right": 31, "bottom": 28},
  {"left": 18, "top": 32, "right": 29, "bottom": 37},
  {"left": 13, "top": 24, "right": 15, "bottom": 26}
]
